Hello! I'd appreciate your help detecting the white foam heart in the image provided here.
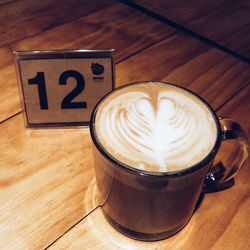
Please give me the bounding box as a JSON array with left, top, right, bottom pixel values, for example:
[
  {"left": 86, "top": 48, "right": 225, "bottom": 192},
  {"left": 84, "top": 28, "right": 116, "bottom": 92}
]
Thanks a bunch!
[{"left": 95, "top": 84, "right": 217, "bottom": 172}]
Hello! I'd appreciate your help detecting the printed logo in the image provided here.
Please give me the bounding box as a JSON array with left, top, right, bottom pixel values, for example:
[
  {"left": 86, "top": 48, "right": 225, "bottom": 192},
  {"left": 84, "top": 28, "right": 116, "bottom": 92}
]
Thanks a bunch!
[{"left": 91, "top": 63, "right": 104, "bottom": 75}]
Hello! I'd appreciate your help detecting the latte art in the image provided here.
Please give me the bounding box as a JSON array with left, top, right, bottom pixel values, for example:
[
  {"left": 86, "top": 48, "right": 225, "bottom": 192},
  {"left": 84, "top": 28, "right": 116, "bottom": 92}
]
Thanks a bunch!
[{"left": 94, "top": 82, "right": 218, "bottom": 172}]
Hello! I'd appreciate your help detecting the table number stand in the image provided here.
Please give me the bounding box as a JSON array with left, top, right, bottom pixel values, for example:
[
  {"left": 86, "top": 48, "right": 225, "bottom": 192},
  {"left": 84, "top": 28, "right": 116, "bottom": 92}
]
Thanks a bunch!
[{"left": 14, "top": 49, "right": 115, "bottom": 127}]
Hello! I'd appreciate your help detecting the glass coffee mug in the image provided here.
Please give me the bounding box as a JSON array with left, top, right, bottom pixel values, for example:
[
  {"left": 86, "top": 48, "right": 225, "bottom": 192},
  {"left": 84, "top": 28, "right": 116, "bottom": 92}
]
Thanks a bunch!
[{"left": 89, "top": 82, "right": 249, "bottom": 241}]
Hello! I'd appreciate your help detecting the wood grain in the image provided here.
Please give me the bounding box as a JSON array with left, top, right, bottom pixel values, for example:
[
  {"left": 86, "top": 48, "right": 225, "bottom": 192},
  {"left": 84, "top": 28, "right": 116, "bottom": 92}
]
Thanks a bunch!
[
  {"left": 47, "top": 85, "right": 250, "bottom": 250},
  {"left": 1, "top": 1, "right": 249, "bottom": 249},
  {"left": 0, "top": 3, "right": 175, "bottom": 122},
  {"left": 1, "top": 59, "right": 248, "bottom": 250},
  {"left": 132, "top": 0, "right": 250, "bottom": 58},
  {"left": 218, "top": 84, "right": 250, "bottom": 139},
  {"left": 48, "top": 165, "right": 250, "bottom": 250},
  {"left": 0, "top": 0, "right": 114, "bottom": 47},
  {"left": 0, "top": 0, "right": 16, "bottom": 6},
  {"left": 0, "top": 115, "right": 98, "bottom": 249},
  {"left": 2, "top": 6, "right": 250, "bottom": 123},
  {"left": 116, "top": 34, "right": 250, "bottom": 110},
  {"left": 0, "top": 47, "right": 19, "bottom": 122}
]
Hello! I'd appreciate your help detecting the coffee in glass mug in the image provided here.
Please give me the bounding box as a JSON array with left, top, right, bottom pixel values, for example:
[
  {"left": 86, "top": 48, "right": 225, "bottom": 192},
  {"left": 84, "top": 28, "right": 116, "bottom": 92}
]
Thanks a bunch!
[{"left": 90, "top": 82, "right": 249, "bottom": 241}]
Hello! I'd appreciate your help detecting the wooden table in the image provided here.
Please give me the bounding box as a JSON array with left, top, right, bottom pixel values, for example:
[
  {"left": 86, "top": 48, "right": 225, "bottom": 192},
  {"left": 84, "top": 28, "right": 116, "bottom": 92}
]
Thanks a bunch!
[{"left": 0, "top": 1, "right": 249, "bottom": 249}]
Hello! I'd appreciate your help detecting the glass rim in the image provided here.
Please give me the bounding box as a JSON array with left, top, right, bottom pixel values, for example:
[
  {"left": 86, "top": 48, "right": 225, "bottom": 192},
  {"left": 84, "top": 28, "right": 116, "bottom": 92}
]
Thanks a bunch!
[{"left": 89, "top": 81, "right": 222, "bottom": 177}]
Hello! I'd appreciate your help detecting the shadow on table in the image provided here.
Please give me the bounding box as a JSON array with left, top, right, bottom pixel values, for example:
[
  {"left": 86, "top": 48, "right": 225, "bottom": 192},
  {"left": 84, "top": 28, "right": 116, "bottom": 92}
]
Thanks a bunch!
[{"left": 195, "top": 177, "right": 235, "bottom": 212}]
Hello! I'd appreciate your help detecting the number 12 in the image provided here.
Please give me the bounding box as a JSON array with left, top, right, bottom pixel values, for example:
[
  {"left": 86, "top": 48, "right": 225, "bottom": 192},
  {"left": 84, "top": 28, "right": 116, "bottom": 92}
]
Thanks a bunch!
[{"left": 28, "top": 70, "right": 87, "bottom": 110}]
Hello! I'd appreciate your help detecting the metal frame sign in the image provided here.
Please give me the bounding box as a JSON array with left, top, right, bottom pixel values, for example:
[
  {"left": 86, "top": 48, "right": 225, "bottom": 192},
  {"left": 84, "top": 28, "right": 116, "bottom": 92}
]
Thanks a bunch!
[{"left": 14, "top": 49, "right": 115, "bottom": 127}]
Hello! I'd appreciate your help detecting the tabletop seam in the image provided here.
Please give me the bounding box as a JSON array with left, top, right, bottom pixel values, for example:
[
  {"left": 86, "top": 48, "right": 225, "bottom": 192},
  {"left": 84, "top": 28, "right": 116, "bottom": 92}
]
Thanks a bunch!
[
  {"left": 118, "top": 0, "right": 250, "bottom": 64},
  {"left": 216, "top": 81, "right": 250, "bottom": 112},
  {"left": 44, "top": 206, "right": 100, "bottom": 250}
]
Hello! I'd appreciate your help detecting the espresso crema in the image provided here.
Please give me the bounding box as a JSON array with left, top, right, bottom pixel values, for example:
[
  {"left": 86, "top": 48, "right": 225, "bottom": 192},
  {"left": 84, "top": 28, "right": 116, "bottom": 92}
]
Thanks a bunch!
[{"left": 94, "top": 82, "right": 218, "bottom": 172}]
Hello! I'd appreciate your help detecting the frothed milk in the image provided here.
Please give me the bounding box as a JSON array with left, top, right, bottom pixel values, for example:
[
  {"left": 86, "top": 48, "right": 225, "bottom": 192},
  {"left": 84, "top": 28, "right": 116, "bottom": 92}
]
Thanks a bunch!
[{"left": 94, "top": 82, "right": 218, "bottom": 172}]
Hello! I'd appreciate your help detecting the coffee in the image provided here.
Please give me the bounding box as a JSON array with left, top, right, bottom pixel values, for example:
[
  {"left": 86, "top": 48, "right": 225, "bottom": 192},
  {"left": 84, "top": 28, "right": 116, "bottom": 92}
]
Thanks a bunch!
[
  {"left": 94, "top": 82, "right": 217, "bottom": 172},
  {"left": 90, "top": 82, "right": 248, "bottom": 240}
]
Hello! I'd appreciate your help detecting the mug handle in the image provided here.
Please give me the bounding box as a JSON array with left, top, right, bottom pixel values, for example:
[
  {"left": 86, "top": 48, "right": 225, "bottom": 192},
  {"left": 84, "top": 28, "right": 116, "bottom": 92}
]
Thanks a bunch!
[{"left": 204, "top": 117, "right": 249, "bottom": 192}]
